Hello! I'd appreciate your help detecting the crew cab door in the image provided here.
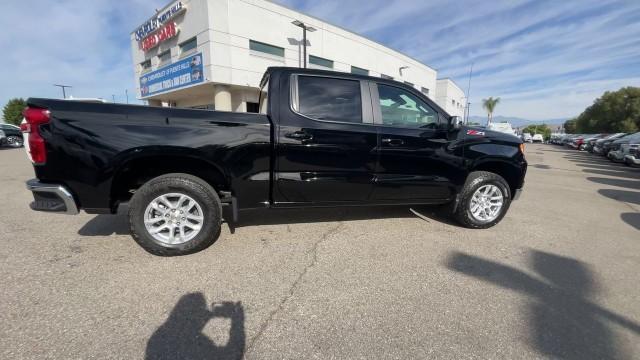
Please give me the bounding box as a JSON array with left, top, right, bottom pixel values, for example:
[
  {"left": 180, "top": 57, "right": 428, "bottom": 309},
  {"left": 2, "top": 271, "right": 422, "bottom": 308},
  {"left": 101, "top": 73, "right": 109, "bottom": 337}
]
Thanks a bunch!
[
  {"left": 371, "top": 82, "right": 456, "bottom": 201},
  {"left": 274, "top": 73, "right": 377, "bottom": 204}
]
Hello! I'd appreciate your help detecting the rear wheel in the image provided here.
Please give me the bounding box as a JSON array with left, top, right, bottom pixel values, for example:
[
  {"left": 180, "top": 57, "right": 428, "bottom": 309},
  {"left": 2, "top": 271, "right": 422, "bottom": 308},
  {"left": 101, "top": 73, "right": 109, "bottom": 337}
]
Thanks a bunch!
[
  {"left": 128, "top": 173, "right": 222, "bottom": 256},
  {"left": 452, "top": 171, "right": 512, "bottom": 229}
]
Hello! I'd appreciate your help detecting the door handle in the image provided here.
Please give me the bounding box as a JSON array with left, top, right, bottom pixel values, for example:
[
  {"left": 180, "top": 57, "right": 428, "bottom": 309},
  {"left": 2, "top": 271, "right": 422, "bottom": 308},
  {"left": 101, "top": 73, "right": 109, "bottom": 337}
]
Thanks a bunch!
[
  {"left": 382, "top": 138, "right": 404, "bottom": 146},
  {"left": 285, "top": 131, "right": 313, "bottom": 141}
]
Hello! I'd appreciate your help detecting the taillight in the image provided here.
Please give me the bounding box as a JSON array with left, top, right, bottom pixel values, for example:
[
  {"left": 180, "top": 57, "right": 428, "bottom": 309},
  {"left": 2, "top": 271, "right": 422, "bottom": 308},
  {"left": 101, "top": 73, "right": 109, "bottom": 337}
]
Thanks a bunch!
[{"left": 21, "top": 106, "right": 51, "bottom": 164}]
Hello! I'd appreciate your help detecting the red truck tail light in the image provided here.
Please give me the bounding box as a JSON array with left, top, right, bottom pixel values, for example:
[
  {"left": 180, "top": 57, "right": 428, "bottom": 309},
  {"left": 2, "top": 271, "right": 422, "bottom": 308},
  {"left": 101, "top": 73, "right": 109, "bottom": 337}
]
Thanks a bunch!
[{"left": 21, "top": 107, "right": 51, "bottom": 164}]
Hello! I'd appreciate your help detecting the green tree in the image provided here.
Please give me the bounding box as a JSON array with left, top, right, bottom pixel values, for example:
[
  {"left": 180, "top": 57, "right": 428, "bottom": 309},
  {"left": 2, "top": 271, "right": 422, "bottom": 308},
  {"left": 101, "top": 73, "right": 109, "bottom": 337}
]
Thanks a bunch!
[
  {"left": 2, "top": 98, "right": 27, "bottom": 126},
  {"left": 564, "top": 119, "right": 577, "bottom": 134},
  {"left": 522, "top": 124, "right": 552, "bottom": 141},
  {"left": 482, "top": 97, "right": 500, "bottom": 125},
  {"left": 574, "top": 87, "right": 640, "bottom": 133}
]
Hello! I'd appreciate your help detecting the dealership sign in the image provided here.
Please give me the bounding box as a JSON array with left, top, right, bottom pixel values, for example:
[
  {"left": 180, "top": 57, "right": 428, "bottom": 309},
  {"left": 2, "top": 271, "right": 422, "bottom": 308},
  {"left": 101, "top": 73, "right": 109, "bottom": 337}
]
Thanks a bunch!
[
  {"left": 141, "top": 22, "right": 179, "bottom": 52},
  {"left": 134, "top": 1, "right": 185, "bottom": 40},
  {"left": 140, "top": 53, "right": 204, "bottom": 97}
]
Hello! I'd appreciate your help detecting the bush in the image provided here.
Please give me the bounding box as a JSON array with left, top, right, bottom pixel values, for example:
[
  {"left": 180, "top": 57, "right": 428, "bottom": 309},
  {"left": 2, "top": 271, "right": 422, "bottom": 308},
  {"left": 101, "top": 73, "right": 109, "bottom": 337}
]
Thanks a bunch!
[{"left": 2, "top": 98, "right": 27, "bottom": 126}]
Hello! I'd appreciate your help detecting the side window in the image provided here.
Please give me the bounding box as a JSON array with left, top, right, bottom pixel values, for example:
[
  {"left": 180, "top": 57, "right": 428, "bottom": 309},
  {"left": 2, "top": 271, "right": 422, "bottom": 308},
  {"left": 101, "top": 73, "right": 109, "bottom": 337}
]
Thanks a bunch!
[
  {"left": 377, "top": 84, "right": 439, "bottom": 129},
  {"left": 296, "top": 76, "right": 362, "bottom": 123}
]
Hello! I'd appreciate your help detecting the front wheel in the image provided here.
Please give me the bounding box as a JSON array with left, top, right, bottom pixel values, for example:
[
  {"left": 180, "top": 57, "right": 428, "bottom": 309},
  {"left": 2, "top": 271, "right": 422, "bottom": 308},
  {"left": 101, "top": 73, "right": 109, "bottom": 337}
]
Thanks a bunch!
[
  {"left": 452, "top": 171, "right": 512, "bottom": 229},
  {"left": 128, "top": 173, "right": 222, "bottom": 256}
]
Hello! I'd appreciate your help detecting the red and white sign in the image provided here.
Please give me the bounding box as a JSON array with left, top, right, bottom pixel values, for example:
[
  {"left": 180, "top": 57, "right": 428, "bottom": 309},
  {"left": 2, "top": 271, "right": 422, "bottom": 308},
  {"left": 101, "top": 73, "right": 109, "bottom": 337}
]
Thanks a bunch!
[{"left": 140, "top": 22, "right": 179, "bottom": 52}]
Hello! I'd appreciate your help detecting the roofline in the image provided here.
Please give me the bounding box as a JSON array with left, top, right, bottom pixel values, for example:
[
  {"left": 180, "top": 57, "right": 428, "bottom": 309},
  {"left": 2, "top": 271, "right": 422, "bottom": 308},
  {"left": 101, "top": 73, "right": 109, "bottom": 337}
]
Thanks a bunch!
[
  {"left": 437, "top": 77, "right": 465, "bottom": 93},
  {"left": 130, "top": 0, "right": 437, "bottom": 73}
]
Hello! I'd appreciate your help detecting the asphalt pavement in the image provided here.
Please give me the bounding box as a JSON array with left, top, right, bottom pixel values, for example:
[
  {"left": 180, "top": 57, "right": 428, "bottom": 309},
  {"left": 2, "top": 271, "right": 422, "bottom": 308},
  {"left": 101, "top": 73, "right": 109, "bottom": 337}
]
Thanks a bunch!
[{"left": 1, "top": 144, "right": 639, "bottom": 359}]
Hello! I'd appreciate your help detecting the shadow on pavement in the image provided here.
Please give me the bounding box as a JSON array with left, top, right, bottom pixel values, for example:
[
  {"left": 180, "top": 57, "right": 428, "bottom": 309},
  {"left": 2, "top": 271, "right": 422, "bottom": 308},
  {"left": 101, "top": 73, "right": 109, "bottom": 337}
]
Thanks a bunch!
[
  {"left": 598, "top": 189, "right": 640, "bottom": 206},
  {"left": 583, "top": 169, "right": 640, "bottom": 180},
  {"left": 78, "top": 213, "right": 130, "bottom": 236},
  {"left": 586, "top": 177, "right": 640, "bottom": 191},
  {"left": 621, "top": 213, "right": 640, "bottom": 231},
  {"left": 445, "top": 250, "right": 639, "bottom": 359},
  {"left": 146, "top": 293, "right": 245, "bottom": 360}
]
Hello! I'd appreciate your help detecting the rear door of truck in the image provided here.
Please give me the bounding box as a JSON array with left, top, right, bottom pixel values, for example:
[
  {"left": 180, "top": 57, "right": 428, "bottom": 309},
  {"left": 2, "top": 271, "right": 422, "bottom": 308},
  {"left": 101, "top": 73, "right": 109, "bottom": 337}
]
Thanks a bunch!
[{"left": 273, "top": 72, "right": 377, "bottom": 204}]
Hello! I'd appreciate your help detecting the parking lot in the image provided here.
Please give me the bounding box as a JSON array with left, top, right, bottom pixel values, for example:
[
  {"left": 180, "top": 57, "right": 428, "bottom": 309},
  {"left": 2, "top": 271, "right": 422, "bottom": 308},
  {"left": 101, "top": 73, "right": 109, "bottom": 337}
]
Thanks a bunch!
[{"left": 1, "top": 143, "right": 639, "bottom": 359}]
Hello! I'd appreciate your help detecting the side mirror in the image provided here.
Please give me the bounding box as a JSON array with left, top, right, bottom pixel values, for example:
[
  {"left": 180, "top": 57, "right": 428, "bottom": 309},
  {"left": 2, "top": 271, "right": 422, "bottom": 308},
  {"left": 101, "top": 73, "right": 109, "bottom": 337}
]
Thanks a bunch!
[{"left": 450, "top": 116, "right": 463, "bottom": 130}]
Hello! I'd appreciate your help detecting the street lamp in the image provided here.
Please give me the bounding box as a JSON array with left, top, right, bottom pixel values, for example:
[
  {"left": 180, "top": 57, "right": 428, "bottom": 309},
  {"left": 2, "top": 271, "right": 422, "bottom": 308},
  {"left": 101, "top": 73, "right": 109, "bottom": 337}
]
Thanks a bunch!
[{"left": 292, "top": 20, "right": 316, "bottom": 68}]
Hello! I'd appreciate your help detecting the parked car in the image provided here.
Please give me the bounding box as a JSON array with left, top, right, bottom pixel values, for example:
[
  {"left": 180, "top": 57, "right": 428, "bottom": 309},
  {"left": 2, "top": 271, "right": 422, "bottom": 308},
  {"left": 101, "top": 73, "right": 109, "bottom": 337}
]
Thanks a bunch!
[
  {"left": 22, "top": 67, "right": 527, "bottom": 256},
  {"left": 593, "top": 133, "right": 627, "bottom": 155},
  {"left": 607, "top": 133, "right": 640, "bottom": 162},
  {"left": 532, "top": 134, "right": 544, "bottom": 143},
  {"left": 625, "top": 146, "right": 640, "bottom": 167},
  {"left": 583, "top": 134, "right": 607, "bottom": 152},
  {"left": 522, "top": 133, "right": 533, "bottom": 143},
  {"left": 0, "top": 129, "right": 5, "bottom": 146},
  {"left": 0, "top": 123, "right": 24, "bottom": 148}
]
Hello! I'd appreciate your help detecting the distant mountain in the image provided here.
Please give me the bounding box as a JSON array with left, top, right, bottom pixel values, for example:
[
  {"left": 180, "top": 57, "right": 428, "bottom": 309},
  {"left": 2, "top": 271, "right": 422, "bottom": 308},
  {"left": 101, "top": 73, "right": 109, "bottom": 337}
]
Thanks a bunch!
[{"left": 467, "top": 116, "right": 567, "bottom": 129}]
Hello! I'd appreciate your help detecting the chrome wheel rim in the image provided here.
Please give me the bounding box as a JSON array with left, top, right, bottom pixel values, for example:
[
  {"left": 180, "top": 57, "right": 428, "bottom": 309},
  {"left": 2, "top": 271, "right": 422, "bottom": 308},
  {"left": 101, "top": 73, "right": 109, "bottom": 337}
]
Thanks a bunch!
[
  {"left": 7, "top": 136, "right": 23, "bottom": 147},
  {"left": 144, "top": 193, "right": 204, "bottom": 245},
  {"left": 469, "top": 185, "right": 504, "bottom": 222}
]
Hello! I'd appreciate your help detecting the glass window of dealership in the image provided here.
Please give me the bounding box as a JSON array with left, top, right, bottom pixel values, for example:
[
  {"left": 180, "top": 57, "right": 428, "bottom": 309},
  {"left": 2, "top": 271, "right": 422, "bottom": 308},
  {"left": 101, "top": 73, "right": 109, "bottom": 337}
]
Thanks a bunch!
[{"left": 130, "top": 0, "right": 466, "bottom": 117}]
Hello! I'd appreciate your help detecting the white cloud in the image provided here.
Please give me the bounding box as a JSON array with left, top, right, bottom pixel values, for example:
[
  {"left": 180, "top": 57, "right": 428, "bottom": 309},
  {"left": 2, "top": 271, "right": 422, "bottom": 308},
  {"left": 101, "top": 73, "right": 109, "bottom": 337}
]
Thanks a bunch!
[
  {"left": 276, "top": 0, "right": 640, "bottom": 120},
  {"left": 0, "top": 0, "right": 165, "bottom": 106}
]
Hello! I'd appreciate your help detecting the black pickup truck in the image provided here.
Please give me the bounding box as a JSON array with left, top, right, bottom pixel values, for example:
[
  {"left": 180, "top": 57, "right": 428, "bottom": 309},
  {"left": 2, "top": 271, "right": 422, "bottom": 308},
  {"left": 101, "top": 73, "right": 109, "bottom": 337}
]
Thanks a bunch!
[{"left": 23, "top": 67, "right": 526, "bottom": 256}]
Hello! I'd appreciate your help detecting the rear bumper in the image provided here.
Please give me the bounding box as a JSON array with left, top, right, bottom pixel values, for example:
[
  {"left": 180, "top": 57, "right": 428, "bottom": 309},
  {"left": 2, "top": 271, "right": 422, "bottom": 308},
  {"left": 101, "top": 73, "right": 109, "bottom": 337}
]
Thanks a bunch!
[{"left": 26, "top": 179, "right": 79, "bottom": 215}]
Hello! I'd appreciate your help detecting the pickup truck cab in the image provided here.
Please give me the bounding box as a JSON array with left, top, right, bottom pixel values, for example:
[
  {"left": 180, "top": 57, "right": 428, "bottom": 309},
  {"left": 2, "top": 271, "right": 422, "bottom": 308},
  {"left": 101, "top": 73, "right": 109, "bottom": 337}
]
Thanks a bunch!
[{"left": 23, "top": 67, "right": 526, "bottom": 256}]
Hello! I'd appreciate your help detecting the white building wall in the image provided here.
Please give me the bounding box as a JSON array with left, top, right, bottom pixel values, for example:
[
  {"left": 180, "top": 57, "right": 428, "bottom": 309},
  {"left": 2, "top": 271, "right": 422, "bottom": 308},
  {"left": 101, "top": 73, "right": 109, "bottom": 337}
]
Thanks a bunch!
[
  {"left": 435, "top": 78, "right": 465, "bottom": 117},
  {"left": 131, "top": 0, "right": 440, "bottom": 109}
]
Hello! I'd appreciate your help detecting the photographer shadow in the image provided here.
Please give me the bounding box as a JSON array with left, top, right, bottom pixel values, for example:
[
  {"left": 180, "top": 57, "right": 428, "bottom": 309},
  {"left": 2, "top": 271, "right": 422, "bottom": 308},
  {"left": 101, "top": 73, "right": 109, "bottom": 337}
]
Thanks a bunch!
[{"left": 145, "top": 293, "right": 245, "bottom": 360}]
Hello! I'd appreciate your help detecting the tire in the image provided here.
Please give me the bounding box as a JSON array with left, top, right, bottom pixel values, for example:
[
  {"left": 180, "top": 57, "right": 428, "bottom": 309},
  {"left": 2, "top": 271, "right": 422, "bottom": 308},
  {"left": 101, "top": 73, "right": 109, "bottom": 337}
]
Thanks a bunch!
[
  {"left": 452, "top": 171, "right": 512, "bottom": 229},
  {"left": 128, "top": 173, "right": 222, "bottom": 256},
  {"left": 6, "top": 135, "right": 23, "bottom": 148}
]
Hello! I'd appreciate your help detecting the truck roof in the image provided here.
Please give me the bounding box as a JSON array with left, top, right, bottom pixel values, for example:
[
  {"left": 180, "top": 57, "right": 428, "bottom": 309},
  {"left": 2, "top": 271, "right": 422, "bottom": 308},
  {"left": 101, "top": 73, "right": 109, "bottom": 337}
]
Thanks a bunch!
[{"left": 263, "top": 67, "right": 451, "bottom": 117}]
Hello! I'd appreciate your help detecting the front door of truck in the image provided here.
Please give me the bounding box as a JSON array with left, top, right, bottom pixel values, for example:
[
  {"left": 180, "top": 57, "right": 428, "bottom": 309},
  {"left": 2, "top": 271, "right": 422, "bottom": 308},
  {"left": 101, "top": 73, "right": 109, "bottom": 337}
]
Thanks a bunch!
[
  {"left": 274, "top": 73, "right": 377, "bottom": 204},
  {"left": 371, "top": 82, "right": 456, "bottom": 201}
]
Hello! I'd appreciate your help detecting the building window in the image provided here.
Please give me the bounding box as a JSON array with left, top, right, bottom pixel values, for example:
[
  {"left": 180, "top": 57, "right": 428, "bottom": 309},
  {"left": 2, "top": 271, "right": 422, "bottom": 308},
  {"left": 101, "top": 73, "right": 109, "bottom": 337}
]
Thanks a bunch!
[
  {"left": 309, "top": 55, "right": 333, "bottom": 69},
  {"left": 140, "top": 59, "right": 152, "bottom": 71},
  {"left": 452, "top": 99, "right": 455, "bottom": 106},
  {"left": 404, "top": 81, "right": 415, "bottom": 87},
  {"left": 421, "top": 87, "right": 430, "bottom": 96},
  {"left": 246, "top": 102, "right": 260, "bottom": 113},
  {"left": 381, "top": 74, "right": 394, "bottom": 80},
  {"left": 351, "top": 66, "right": 369, "bottom": 76},
  {"left": 249, "top": 40, "right": 284, "bottom": 57},
  {"left": 180, "top": 37, "right": 197, "bottom": 54},
  {"left": 158, "top": 50, "right": 171, "bottom": 63},
  {"left": 296, "top": 75, "right": 362, "bottom": 123}
]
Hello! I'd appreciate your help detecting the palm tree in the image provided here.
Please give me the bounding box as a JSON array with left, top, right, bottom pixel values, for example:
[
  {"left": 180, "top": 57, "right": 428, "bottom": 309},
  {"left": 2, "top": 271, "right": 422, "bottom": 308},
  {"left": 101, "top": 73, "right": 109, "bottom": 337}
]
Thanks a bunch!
[{"left": 482, "top": 97, "right": 500, "bottom": 125}]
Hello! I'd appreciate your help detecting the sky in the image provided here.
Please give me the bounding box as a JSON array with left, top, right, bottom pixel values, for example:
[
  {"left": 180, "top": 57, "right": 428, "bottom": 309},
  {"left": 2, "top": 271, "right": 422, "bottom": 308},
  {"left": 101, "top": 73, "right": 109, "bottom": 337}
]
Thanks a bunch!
[{"left": 1, "top": 0, "right": 639, "bottom": 120}]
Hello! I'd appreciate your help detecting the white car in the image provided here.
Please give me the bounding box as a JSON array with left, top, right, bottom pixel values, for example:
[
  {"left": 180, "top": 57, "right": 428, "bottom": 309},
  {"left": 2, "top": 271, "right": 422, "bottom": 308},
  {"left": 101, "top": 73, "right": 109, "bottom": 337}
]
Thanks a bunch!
[
  {"left": 532, "top": 134, "right": 544, "bottom": 143},
  {"left": 522, "top": 133, "right": 533, "bottom": 143}
]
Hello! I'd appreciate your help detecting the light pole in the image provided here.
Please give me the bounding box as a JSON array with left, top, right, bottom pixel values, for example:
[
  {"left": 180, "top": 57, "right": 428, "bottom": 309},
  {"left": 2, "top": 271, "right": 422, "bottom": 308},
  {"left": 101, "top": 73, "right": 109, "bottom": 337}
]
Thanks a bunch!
[
  {"left": 54, "top": 84, "right": 72, "bottom": 99},
  {"left": 292, "top": 20, "right": 316, "bottom": 68},
  {"left": 465, "top": 62, "right": 474, "bottom": 124},
  {"left": 125, "top": 89, "right": 129, "bottom": 104}
]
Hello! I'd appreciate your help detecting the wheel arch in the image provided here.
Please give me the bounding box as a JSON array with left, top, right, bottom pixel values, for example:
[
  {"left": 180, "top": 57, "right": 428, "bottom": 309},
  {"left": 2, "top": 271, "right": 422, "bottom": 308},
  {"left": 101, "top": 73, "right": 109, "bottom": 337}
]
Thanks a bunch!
[
  {"left": 471, "top": 158, "right": 523, "bottom": 198},
  {"left": 109, "top": 147, "right": 229, "bottom": 211}
]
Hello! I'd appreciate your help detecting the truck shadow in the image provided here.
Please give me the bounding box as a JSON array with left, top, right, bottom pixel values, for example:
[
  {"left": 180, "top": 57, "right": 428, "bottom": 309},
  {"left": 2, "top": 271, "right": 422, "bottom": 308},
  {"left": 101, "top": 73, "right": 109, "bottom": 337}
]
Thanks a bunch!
[
  {"left": 621, "top": 213, "right": 640, "bottom": 231},
  {"left": 145, "top": 292, "right": 245, "bottom": 360},
  {"left": 445, "top": 250, "right": 639, "bottom": 359},
  {"left": 78, "top": 205, "right": 447, "bottom": 236}
]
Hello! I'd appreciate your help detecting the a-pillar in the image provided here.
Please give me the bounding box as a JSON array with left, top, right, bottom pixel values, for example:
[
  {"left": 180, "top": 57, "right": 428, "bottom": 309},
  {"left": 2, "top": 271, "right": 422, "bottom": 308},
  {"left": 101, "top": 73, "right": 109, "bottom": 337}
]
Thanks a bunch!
[{"left": 214, "top": 85, "right": 232, "bottom": 111}]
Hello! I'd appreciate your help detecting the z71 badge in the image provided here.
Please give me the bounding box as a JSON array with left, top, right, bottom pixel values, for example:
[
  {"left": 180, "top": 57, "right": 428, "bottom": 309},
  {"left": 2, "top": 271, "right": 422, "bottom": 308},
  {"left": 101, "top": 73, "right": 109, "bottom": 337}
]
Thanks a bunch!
[{"left": 466, "top": 130, "right": 485, "bottom": 136}]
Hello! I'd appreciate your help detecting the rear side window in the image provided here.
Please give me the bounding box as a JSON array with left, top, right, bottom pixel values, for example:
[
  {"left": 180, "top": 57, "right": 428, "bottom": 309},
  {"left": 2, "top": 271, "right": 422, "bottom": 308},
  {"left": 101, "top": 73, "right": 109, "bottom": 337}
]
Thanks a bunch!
[{"left": 296, "top": 76, "right": 362, "bottom": 123}]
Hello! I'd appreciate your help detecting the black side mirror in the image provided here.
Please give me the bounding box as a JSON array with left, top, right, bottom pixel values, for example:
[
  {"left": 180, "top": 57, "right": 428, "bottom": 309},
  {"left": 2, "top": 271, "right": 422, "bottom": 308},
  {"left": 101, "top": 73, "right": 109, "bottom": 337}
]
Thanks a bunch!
[{"left": 450, "top": 116, "right": 463, "bottom": 130}]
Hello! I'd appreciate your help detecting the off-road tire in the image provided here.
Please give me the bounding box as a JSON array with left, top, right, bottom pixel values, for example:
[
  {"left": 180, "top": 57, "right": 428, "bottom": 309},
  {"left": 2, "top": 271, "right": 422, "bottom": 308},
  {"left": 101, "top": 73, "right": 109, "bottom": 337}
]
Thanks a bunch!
[
  {"left": 452, "top": 171, "right": 512, "bottom": 229},
  {"left": 128, "top": 173, "right": 222, "bottom": 256}
]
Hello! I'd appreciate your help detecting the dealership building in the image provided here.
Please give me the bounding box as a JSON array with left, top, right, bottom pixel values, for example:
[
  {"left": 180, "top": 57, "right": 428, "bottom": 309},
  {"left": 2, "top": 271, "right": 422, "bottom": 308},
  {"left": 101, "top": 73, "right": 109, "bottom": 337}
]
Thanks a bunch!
[{"left": 130, "top": 0, "right": 466, "bottom": 117}]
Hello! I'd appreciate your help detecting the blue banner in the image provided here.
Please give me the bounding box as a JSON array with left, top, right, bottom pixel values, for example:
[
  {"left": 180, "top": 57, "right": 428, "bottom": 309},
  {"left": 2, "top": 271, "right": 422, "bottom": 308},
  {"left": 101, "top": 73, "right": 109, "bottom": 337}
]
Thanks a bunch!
[{"left": 140, "top": 53, "right": 204, "bottom": 97}]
